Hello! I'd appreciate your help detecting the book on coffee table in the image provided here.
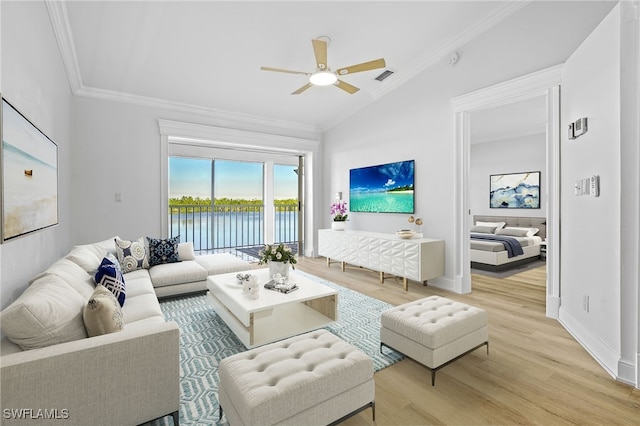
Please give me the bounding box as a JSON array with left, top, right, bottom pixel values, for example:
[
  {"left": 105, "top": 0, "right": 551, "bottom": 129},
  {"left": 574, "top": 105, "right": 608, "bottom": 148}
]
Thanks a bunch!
[{"left": 264, "top": 280, "right": 298, "bottom": 294}]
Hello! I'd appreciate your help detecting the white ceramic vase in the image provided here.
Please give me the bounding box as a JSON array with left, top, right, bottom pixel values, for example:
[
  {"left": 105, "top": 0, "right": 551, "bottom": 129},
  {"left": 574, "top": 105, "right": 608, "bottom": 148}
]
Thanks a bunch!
[
  {"left": 268, "top": 261, "right": 290, "bottom": 280},
  {"left": 331, "top": 221, "right": 347, "bottom": 231}
]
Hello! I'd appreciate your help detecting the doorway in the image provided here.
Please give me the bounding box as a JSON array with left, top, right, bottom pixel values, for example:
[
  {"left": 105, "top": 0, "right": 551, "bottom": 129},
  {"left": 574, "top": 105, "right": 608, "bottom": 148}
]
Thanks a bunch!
[{"left": 451, "top": 65, "right": 562, "bottom": 319}]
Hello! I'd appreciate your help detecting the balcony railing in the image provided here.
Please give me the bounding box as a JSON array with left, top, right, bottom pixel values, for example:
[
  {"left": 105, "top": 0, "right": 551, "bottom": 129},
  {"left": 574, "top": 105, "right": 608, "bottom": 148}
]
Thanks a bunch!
[{"left": 168, "top": 203, "right": 298, "bottom": 252}]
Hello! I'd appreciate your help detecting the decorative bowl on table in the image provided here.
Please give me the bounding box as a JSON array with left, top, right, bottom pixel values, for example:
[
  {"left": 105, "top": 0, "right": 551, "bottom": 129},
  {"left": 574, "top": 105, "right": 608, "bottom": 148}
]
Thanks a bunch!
[{"left": 395, "top": 229, "right": 416, "bottom": 239}]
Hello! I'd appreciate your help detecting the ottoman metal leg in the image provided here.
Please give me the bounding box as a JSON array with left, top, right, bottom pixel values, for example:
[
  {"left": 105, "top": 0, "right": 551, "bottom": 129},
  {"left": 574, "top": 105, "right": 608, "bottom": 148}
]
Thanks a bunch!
[{"left": 381, "top": 340, "right": 489, "bottom": 386}]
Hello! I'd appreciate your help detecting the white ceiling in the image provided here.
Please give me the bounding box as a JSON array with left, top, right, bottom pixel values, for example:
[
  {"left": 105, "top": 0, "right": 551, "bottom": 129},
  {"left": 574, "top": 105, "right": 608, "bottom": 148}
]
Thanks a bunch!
[
  {"left": 49, "top": 1, "right": 613, "bottom": 134},
  {"left": 53, "top": 1, "right": 526, "bottom": 132}
]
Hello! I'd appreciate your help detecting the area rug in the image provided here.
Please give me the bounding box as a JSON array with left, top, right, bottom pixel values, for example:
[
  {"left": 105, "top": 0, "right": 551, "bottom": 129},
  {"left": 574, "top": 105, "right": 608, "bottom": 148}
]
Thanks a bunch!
[{"left": 152, "top": 271, "right": 403, "bottom": 426}]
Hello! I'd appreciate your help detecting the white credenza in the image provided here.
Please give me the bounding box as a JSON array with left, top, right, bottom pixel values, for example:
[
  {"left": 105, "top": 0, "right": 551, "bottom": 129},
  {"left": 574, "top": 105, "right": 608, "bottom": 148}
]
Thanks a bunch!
[{"left": 318, "top": 229, "right": 445, "bottom": 291}]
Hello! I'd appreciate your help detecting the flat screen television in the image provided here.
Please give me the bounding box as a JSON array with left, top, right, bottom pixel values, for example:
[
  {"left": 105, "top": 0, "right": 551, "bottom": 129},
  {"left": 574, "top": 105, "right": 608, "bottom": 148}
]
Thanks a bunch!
[{"left": 349, "top": 159, "right": 414, "bottom": 213}]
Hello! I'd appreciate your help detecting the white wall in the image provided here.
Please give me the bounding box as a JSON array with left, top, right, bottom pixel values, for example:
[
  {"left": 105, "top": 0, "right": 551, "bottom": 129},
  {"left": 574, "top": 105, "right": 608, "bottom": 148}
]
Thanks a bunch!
[
  {"left": 1, "top": 1, "right": 73, "bottom": 309},
  {"left": 71, "top": 97, "right": 319, "bottom": 246},
  {"left": 470, "top": 134, "right": 546, "bottom": 219},
  {"left": 560, "top": 3, "right": 639, "bottom": 386},
  {"left": 321, "top": 1, "right": 610, "bottom": 291}
]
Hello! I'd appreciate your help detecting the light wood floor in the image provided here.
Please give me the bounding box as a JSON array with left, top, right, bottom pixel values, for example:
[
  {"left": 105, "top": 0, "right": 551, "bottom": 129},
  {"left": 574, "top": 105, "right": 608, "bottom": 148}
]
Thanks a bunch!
[{"left": 293, "top": 256, "right": 640, "bottom": 426}]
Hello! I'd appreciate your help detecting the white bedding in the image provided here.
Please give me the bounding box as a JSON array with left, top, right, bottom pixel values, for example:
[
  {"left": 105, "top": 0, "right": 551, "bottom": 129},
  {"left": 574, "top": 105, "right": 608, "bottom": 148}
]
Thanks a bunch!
[{"left": 470, "top": 235, "right": 542, "bottom": 253}]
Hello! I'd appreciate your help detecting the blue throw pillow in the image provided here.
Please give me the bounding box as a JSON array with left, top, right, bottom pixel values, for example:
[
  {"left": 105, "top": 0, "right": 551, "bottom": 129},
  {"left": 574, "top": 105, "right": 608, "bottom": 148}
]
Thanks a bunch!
[
  {"left": 147, "top": 236, "right": 181, "bottom": 267},
  {"left": 94, "top": 257, "right": 126, "bottom": 307}
]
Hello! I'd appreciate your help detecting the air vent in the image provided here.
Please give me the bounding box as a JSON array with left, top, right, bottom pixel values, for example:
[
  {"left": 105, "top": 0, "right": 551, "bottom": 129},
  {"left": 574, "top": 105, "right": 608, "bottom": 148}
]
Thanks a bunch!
[{"left": 374, "top": 70, "right": 394, "bottom": 82}]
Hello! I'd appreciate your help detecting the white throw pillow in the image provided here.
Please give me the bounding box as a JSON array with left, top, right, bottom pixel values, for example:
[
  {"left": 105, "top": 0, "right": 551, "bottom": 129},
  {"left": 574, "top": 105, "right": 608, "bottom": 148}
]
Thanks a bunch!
[
  {"left": 475, "top": 221, "right": 506, "bottom": 232},
  {"left": 0, "top": 275, "right": 88, "bottom": 350},
  {"left": 497, "top": 227, "right": 540, "bottom": 237},
  {"left": 178, "top": 242, "right": 196, "bottom": 261}
]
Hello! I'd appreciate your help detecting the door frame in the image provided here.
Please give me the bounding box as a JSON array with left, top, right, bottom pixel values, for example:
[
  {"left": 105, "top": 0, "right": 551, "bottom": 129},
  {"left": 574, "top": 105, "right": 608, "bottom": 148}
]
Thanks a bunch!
[{"left": 451, "top": 65, "right": 562, "bottom": 318}]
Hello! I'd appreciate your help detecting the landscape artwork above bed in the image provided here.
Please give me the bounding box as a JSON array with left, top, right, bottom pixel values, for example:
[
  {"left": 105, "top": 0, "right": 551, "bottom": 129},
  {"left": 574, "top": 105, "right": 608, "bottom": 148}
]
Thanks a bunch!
[{"left": 490, "top": 171, "right": 540, "bottom": 209}]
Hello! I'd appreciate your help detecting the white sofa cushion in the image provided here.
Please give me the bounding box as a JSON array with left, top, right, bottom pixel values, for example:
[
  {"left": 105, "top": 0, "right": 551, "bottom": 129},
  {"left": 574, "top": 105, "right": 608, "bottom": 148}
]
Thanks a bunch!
[
  {"left": 194, "top": 253, "right": 250, "bottom": 275},
  {"left": 0, "top": 275, "right": 88, "bottom": 350},
  {"left": 122, "top": 293, "right": 164, "bottom": 324},
  {"left": 66, "top": 244, "right": 105, "bottom": 274},
  {"left": 93, "top": 236, "right": 119, "bottom": 256},
  {"left": 31, "top": 257, "right": 96, "bottom": 301},
  {"left": 123, "top": 269, "right": 157, "bottom": 298},
  {"left": 149, "top": 260, "right": 207, "bottom": 288},
  {"left": 83, "top": 285, "right": 124, "bottom": 337}
]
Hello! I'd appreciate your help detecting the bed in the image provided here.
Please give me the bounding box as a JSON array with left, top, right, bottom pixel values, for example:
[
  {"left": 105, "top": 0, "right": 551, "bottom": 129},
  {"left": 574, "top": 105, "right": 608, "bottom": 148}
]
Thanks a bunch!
[{"left": 470, "top": 215, "right": 546, "bottom": 272}]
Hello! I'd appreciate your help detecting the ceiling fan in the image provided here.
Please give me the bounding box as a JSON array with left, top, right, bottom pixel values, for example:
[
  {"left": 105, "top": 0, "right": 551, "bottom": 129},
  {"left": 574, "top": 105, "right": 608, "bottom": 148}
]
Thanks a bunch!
[{"left": 261, "top": 37, "right": 386, "bottom": 95}]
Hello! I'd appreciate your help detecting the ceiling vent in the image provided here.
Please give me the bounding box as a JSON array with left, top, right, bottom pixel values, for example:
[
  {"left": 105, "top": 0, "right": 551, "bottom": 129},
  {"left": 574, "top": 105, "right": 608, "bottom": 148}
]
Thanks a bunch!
[{"left": 374, "top": 70, "right": 394, "bottom": 82}]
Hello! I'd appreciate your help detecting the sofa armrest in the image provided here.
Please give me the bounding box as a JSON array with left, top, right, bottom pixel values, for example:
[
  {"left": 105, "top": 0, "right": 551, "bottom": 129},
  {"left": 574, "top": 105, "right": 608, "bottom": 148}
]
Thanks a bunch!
[{"left": 0, "top": 321, "right": 180, "bottom": 425}]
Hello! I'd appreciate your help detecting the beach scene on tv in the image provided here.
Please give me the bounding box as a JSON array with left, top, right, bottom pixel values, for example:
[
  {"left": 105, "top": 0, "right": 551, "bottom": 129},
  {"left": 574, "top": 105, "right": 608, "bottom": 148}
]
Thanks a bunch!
[{"left": 349, "top": 160, "right": 414, "bottom": 213}]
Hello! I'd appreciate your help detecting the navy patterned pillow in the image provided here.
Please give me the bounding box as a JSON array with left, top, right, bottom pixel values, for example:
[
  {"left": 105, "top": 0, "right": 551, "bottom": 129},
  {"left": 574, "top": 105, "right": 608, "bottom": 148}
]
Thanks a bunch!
[
  {"left": 94, "top": 257, "right": 126, "bottom": 307},
  {"left": 147, "top": 236, "right": 181, "bottom": 267}
]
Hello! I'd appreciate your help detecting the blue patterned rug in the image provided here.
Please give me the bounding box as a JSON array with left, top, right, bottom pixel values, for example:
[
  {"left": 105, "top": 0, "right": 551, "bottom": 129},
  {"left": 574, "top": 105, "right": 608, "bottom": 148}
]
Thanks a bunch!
[{"left": 152, "top": 271, "right": 403, "bottom": 425}]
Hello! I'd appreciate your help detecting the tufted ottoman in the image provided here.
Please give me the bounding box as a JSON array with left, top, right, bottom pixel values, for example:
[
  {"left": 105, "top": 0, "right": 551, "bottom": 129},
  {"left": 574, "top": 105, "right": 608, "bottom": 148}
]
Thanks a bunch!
[
  {"left": 218, "top": 329, "right": 375, "bottom": 426},
  {"left": 380, "top": 295, "right": 488, "bottom": 385}
]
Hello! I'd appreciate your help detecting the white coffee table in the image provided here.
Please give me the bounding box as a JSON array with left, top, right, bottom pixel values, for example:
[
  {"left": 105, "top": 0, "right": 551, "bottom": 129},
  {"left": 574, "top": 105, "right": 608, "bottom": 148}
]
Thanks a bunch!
[{"left": 206, "top": 269, "right": 338, "bottom": 348}]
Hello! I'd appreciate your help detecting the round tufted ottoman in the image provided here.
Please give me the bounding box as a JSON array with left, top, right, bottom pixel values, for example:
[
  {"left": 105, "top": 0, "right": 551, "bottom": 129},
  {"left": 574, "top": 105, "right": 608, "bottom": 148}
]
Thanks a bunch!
[
  {"left": 380, "top": 295, "right": 488, "bottom": 385},
  {"left": 218, "top": 329, "right": 375, "bottom": 425}
]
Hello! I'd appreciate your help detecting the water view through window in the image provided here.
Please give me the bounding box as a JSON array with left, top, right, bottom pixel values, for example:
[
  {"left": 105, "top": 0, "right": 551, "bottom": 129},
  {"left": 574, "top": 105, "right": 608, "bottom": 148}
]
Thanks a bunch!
[{"left": 169, "top": 157, "right": 298, "bottom": 252}]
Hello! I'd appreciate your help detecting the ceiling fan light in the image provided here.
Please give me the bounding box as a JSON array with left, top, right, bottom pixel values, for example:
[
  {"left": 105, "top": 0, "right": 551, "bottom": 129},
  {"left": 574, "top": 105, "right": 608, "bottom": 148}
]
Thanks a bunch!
[{"left": 310, "top": 71, "right": 337, "bottom": 86}]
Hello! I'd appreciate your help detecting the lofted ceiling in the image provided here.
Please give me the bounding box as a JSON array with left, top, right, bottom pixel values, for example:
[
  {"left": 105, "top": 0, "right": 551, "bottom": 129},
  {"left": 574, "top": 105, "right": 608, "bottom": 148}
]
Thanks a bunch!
[
  {"left": 52, "top": 0, "right": 526, "bottom": 132},
  {"left": 48, "top": 1, "right": 614, "bottom": 134}
]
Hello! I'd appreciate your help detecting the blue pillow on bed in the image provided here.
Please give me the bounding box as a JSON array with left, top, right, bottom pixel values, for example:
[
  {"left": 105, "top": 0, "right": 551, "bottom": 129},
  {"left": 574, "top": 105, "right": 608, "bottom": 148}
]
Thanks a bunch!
[{"left": 94, "top": 257, "right": 126, "bottom": 307}]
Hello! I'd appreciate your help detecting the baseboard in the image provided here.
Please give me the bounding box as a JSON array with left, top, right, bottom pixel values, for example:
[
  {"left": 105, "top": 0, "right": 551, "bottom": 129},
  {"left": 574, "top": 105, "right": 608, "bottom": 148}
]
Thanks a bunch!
[
  {"left": 427, "top": 276, "right": 456, "bottom": 293},
  {"left": 617, "top": 357, "right": 638, "bottom": 388},
  {"left": 546, "top": 295, "right": 560, "bottom": 319},
  {"left": 558, "top": 307, "right": 620, "bottom": 380}
]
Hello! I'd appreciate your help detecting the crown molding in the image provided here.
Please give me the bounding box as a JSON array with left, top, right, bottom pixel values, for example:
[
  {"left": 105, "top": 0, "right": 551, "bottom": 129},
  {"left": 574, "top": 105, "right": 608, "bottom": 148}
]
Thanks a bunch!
[
  {"left": 46, "top": 0, "right": 83, "bottom": 94},
  {"left": 48, "top": 0, "right": 530, "bottom": 136},
  {"left": 76, "top": 85, "right": 322, "bottom": 136},
  {"left": 319, "top": 1, "right": 533, "bottom": 131}
]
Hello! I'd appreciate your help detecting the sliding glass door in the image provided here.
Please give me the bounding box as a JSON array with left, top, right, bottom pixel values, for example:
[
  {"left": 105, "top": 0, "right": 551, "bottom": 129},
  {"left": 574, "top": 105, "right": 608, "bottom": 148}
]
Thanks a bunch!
[
  {"left": 213, "top": 159, "right": 264, "bottom": 249},
  {"left": 168, "top": 154, "right": 301, "bottom": 254}
]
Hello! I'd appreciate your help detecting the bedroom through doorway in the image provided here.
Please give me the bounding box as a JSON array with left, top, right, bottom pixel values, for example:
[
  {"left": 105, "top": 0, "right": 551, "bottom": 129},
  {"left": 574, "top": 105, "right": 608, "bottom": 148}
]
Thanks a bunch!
[{"left": 468, "top": 95, "right": 548, "bottom": 306}]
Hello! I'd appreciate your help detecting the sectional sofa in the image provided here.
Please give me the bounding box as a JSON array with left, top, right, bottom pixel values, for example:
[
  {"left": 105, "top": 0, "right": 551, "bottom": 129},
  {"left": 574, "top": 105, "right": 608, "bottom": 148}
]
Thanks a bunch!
[{"left": 0, "top": 236, "right": 250, "bottom": 425}]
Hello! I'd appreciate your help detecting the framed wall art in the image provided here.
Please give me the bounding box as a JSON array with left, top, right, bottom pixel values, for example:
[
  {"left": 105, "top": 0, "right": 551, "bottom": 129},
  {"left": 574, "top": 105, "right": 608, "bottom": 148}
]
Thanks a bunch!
[
  {"left": 490, "top": 171, "right": 540, "bottom": 209},
  {"left": 1, "top": 98, "right": 58, "bottom": 242}
]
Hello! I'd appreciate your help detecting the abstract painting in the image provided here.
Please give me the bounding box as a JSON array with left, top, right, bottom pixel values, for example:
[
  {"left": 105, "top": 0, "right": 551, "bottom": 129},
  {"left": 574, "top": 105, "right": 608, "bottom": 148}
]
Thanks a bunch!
[
  {"left": 2, "top": 99, "right": 58, "bottom": 241},
  {"left": 490, "top": 171, "right": 540, "bottom": 209}
]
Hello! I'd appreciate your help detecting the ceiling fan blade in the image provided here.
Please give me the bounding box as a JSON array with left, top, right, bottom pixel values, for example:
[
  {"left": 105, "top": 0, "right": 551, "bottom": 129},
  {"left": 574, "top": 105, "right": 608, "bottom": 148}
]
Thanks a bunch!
[
  {"left": 311, "top": 39, "right": 328, "bottom": 70},
  {"left": 261, "top": 66, "right": 310, "bottom": 76},
  {"left": 292, "top": 83, "right": 313, "bottom": 95},
  {"left": 336, "top": 58, "right": 386, "bottom": 76},
  {"left": 335, "top": 79, "right": 360, "bottom": 94}
]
